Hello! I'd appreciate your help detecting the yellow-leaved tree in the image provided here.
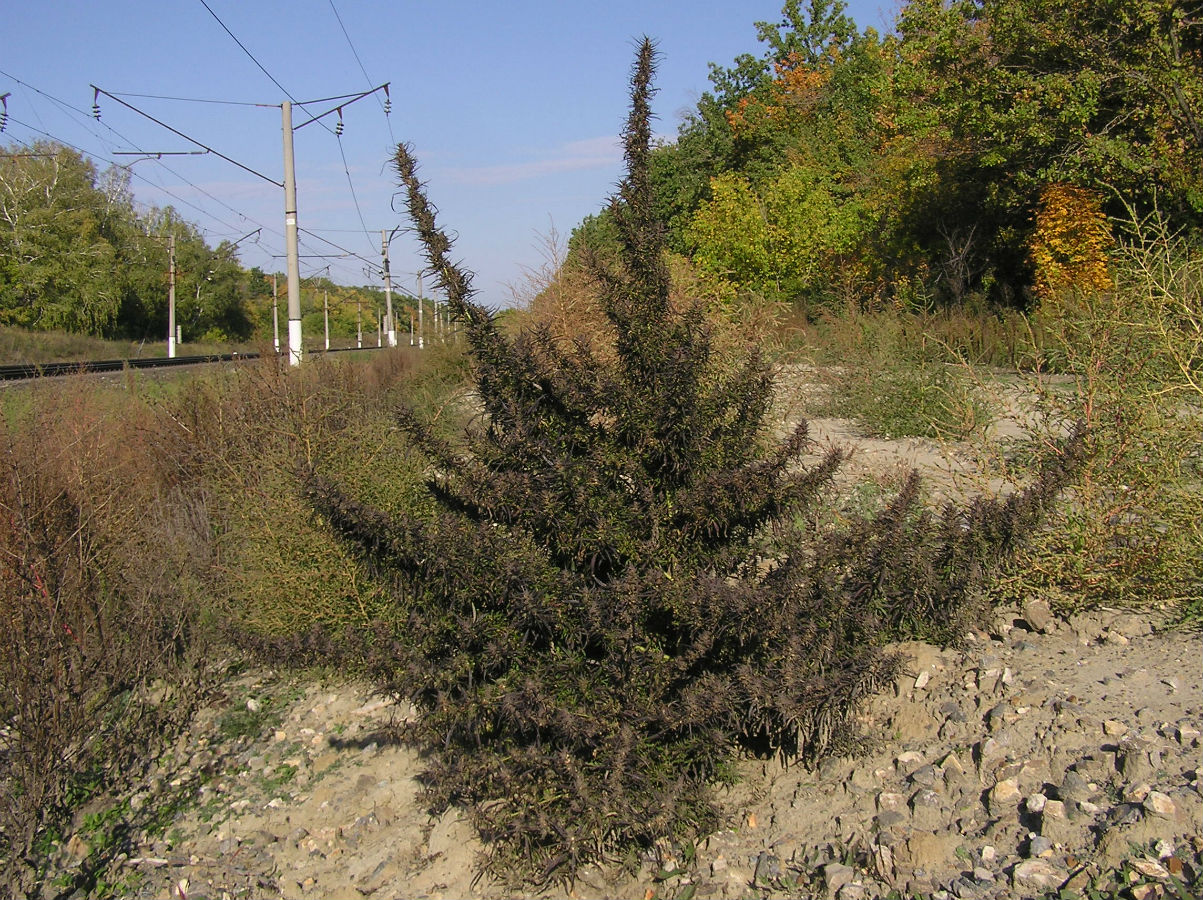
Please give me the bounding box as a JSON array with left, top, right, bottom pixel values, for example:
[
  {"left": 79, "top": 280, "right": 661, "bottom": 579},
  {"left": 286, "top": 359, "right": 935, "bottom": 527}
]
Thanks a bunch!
[{"left": 1029, "top": 183, "right": 1113, "bottom": 304}]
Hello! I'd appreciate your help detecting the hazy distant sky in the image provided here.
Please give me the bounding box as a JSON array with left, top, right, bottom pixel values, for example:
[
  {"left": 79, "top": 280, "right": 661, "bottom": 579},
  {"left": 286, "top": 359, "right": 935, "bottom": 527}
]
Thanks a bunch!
[{"left": 4, "top": 0, "right": 896, "bottom": 306}]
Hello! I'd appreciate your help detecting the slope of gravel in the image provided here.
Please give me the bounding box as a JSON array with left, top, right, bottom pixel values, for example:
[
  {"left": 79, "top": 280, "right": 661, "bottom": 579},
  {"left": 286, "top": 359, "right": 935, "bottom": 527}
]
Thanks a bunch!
[{"left": 43, "top": 603, "right": 1200, "bottom": 900}]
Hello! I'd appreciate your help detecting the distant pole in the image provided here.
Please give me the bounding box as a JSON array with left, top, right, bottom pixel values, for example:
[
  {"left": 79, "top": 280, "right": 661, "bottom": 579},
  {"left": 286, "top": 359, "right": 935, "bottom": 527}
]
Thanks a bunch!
[
  {"left": 272, "top": 274, "right": 280, "bottom": 354},
  {"left": 356, "top": 295, "right": 362, "bottom": 349},
  {"left": 381, "top": 230, "right": 397, "bottom": 347},
  {"left": 282, "top": 101, "right": 303, "bottom": 366},
  {"left": 167, "top": 233, "right": 176, "bottom": 358},
  {"left": 376, "top": 311, "right": 382, "bottom": 347},
  {"left": 324, "top": 289, "right": 330, "bottom": 350},
  {"left": 417, "top": 271, "right": 425, "bottom": 350}
]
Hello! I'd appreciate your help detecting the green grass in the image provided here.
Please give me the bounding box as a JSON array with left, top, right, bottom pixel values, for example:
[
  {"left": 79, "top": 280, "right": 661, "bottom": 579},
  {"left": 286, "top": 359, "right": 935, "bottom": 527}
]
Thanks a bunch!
[{"left": 0, "top": 324, "right": 253, "bottom": 364}]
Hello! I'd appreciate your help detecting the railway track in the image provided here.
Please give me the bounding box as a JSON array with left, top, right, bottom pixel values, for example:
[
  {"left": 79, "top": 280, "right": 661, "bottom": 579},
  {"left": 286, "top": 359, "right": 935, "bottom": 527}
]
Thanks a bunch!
[{"left": 0, "top": 345, "right": 382, "bottom": 381}]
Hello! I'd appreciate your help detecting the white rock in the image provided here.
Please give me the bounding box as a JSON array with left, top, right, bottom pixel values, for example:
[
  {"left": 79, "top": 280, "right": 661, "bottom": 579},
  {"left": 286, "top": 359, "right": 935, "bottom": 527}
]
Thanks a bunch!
[
  {"left": 877, "top": 791, "right": 906, "bottom": 812},
  {"left": 1042, "top": 799, "right": 1066, "bottom": 820},
  {"left": 1144, "top": 790, "right": 1176, "bottom": 819},
  {"left": 1012, "top": 859, "right": 1065, "bottom": 892},
  {"left": 1129, "top": 858, "right": 1171, "bottom": 880},
  {"left": 989, "top": 777, "right": 1021, "bottom": 813}
]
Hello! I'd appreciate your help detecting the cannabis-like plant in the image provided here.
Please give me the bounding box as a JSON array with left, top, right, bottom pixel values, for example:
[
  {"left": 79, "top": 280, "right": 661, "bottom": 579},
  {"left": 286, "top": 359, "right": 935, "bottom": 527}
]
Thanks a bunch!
[{"left": 308, "top": 39, "right": 1080, "bottom": 884}]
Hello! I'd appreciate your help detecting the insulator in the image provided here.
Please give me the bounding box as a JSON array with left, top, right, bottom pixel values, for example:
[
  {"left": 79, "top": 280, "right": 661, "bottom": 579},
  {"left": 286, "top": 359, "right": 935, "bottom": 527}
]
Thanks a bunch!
[
  {"left": 0, "top": 114, "right": 7, "bottom": 133},
  {"left": 335, "top": 107, "right": 344, "bottom": 136},
  {"left": 92, "top": 87, "right": 101, "bottom": 120}
]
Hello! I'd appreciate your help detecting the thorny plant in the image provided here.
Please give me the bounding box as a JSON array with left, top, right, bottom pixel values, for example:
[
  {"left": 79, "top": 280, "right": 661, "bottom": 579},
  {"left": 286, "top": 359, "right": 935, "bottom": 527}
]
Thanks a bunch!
[{"left": 307, "top": 38, "right": 1083, "bottom": 886}]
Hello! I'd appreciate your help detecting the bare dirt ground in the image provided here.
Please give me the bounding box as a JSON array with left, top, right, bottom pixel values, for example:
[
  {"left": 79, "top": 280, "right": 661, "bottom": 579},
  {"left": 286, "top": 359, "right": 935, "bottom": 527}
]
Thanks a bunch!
[
  {"left": 42, "top": 376, "right": 1203, "bottom": 900},
  {"left": 88, "top": 604, "right": 1199, "bottom": 900}
]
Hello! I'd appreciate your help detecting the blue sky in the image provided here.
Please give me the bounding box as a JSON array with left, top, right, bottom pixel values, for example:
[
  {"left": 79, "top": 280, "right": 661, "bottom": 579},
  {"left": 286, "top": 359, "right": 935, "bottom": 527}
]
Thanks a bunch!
[{"left": 3, "top": 1, "right": 895, "bottom": 307}]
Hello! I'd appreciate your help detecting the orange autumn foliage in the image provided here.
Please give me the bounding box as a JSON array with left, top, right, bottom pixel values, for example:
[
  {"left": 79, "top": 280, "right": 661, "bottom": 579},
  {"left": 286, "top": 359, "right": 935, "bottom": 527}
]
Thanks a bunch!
[{"left": 726, "top": 51, "right": 835, "bottom": 136}]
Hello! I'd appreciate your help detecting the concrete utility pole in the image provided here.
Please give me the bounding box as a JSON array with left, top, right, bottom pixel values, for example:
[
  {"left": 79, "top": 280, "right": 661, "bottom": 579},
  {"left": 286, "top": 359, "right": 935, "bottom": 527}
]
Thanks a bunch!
[
  {"left": 167, "top": 233, "right": 177, "bottom": 358},
  {"left": 381, "top": 230, "right": 397, "bottom": 347},
  {"left": 356, "top": 295, "right": 362, "bottom": 349},
  {"left": 324, "top": 289, "right": 330, "bottom": 351},
  {"left": 272, "top": 274, "right": 280, "bottom": 354},
  {"left": 417, "top": 271, "right": 425, "bottom": 350},
  {"left": 282, "top": 101, "right": 303, "bottom": 366}
]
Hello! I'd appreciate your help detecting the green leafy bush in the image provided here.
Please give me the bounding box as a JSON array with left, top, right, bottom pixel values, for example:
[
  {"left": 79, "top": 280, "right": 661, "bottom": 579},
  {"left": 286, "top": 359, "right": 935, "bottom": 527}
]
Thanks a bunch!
[
  {"left": 160, "top": 350, "right": 440, "bottom": 637},
  {"left": 307, "top": 40, "right": 1081, "bottom": 885}
]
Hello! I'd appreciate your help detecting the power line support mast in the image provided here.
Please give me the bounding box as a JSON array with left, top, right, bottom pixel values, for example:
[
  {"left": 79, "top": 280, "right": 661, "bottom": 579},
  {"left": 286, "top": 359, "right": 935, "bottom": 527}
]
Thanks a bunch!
[
  {"left": 272, "top": 274, "right": 280, "bottom": 354},
  {"left": 381, "top": 230, "right": 397, "bottom": 347},
  {"left": 282, "top": 101, "right": 303, "bottom": 366},
  {"left": 167, "top": 234, "right": 177, "bottom": 358}
]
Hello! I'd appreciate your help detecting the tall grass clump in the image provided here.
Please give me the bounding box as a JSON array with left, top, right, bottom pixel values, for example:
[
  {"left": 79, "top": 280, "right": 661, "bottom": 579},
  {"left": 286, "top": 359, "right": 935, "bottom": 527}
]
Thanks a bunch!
[
  {"left": 995, "top": 209, "right": 1203, "bottom": 617},
  {"left": 0, "top": 381, "right": 214, "bottom": 895},
  {"left": 306, "top": 40, "right": 1082, "bottom": 885},
  {"left": 162, "top": 348, "right": 442, "bottom": 638},
  {"left": 805, "top": 308, "right": 995, "bottom": 440}
]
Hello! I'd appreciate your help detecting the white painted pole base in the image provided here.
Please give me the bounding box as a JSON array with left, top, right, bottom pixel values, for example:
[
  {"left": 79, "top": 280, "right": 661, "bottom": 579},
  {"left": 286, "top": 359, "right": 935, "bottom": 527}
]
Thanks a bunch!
[{"left": 288, "top": 319, "right": 303, "bottom": 367}]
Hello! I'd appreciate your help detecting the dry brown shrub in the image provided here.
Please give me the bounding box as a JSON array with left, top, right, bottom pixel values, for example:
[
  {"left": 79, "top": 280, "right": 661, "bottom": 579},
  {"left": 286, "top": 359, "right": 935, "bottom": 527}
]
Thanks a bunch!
[{"left": 0, "top": 379, "right": 213, "bottom": 892}]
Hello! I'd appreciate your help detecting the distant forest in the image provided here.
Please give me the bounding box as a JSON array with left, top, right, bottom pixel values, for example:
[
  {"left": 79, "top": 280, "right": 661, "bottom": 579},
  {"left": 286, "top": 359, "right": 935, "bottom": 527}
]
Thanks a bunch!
[
  {"left": 573, "top": 0, "right": 1201, "bottom": 313},
  {"left": 0, "top": 141, "right": 394, "bottom": 344}
]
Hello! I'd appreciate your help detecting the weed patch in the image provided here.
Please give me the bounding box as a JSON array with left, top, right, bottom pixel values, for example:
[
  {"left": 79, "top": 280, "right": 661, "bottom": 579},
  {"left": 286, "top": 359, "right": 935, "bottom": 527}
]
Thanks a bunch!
[
  {"left": 0, "top": 379, "right": 214, "bottom": 895},
  {"left": 804, "top": 310, "right": 995, "bottom": 440}
]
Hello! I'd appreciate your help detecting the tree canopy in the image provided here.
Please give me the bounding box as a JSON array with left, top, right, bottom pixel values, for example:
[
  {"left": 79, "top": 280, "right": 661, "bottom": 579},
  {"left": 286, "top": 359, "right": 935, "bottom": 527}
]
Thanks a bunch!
[
  {"left": 0, "top": 141, "right": 389, "bottom": 345},
  {"left": 625, "top": 0, "right": 1203, "bottom": 311}
]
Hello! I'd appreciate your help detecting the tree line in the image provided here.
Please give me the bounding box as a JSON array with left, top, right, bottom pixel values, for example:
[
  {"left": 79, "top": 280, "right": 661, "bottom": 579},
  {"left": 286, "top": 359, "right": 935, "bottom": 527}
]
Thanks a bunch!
[
  {"left": 0, "top": 141, "right": 397, "bottom": 345},
  {"left": 573, "top": 0, "right": 1202, "bottom": 313}
]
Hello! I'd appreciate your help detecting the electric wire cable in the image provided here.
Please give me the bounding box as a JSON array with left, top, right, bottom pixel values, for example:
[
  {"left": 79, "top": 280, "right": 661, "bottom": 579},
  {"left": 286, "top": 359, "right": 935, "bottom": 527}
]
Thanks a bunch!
[
  {"left": 91, "top": 87, "right": 282, "bottom": 186},
  {"left": 1, "top": 68, "right": 278, "bottom": 239},
  {"left": 3, "top": 115, "right": 258, "bottom": 239},
  {"left": 327, "top": 0, "right": 396, "bottom": 145}
]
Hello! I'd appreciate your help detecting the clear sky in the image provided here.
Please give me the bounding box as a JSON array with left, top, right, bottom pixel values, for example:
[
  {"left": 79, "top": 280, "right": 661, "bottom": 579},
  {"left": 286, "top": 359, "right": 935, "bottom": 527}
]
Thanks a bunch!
[{"left": 3, "top": 0, "right": 896, "bottom": 307}]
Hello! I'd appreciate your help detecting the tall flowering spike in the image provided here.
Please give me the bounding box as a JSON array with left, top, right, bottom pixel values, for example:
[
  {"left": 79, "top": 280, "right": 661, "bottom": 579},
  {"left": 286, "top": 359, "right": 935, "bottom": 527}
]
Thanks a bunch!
[{"left": 606, "top": 37, "right": 671, "bottom": 326}]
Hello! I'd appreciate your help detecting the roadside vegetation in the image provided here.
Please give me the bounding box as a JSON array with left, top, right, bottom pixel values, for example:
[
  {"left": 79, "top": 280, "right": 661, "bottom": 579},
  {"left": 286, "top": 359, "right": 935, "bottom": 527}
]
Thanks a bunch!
[{"left": 0, "top": 0, "right": 1200, "bottom": 895}]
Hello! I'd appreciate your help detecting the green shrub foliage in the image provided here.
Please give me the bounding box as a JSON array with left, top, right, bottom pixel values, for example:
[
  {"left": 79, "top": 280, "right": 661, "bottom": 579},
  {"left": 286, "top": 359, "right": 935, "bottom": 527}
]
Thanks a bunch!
[{"left": 307, "top": 39, "right": 1081, "bottom": 884}]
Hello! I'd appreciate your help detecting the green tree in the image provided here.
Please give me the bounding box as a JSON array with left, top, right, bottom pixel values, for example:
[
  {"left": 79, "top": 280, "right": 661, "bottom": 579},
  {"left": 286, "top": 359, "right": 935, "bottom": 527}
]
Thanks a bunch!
[
  {"left": 0, "top": 142, "right": 123, "bottom": 334},
  {"left": 893, "top": 0, "right": 1203, "bottom": 302},
  {"left": 755, "top": 0, "right": 859, "bottom": 66}
]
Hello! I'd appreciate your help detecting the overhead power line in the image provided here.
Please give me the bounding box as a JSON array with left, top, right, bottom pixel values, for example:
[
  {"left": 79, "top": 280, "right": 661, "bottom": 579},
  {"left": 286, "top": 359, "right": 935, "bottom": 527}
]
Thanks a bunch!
[
  {"left": 1, "top": 69, "right": 274, "bottom": 239},
  {"left": 101, "top": 91, "right": 271, "bottom": 107},
  {"left": 3, "top": 114, "right": 266, "bottom": 241},
  {"left": 91, "top": 86, "right": 283, "bottom": 186},
  {"left": 197, "top": 0, "right": 296, "bottom": 104},
  {"left": 327, "top": 0, "right": 395, "bottom": 142}
]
